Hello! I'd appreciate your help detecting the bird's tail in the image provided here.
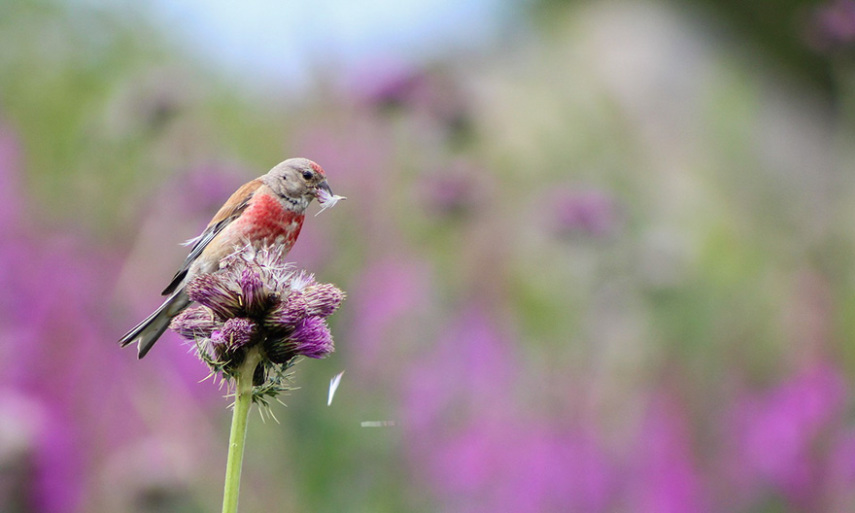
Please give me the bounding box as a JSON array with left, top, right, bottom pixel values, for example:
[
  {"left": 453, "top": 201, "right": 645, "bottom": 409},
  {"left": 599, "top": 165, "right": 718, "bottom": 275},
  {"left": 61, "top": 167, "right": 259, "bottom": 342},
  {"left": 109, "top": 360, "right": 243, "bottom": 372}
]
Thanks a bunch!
[{"left": 119, "top": 289, "right": 190, "bottom": 359}]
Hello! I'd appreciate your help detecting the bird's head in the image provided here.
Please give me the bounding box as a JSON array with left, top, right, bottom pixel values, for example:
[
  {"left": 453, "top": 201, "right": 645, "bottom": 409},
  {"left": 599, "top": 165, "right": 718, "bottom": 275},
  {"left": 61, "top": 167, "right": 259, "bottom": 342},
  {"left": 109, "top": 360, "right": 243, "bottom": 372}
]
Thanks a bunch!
[{"left": 263, "top": 158, "right": 333, "bottom": 212}]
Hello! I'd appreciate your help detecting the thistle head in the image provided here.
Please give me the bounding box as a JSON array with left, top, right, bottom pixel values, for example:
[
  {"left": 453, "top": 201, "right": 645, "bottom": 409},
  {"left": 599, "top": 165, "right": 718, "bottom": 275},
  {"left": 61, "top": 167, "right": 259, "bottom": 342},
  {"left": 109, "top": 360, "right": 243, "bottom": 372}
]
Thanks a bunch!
[{"left": 170, "top": 245, "right": 345, "bottom": 397}]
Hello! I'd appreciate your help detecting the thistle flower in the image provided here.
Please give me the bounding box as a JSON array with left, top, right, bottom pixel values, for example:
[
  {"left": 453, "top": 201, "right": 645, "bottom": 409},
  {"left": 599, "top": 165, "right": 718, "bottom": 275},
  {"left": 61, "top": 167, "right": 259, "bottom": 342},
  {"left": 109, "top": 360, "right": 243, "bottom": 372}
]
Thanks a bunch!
[
  {"left": 289, "top": 317, "right": 335, "bottom": 359},
  {"left": 551, "top": 188, "right": 620, "bottom": 239},
  {"left": 169, "top": 244, "right": 344, "bottom": 395},
  {"left": 806, "top": 0, "right": 855, "bottom": 54}
]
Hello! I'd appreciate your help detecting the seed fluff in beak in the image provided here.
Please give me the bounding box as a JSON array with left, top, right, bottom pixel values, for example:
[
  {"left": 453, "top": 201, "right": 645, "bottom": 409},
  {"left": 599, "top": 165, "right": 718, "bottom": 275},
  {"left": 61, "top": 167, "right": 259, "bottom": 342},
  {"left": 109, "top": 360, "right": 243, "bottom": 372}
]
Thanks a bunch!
[{"left": 316, "top": 181, "right": 346, "bottom": 215}]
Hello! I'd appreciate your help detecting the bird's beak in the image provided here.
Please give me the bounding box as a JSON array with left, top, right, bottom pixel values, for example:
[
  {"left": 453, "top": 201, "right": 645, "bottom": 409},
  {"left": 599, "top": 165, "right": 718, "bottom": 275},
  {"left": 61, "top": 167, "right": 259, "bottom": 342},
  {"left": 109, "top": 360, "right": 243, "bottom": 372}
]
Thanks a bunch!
[{"left": 316, "top": 180, "right": 332, "bottom": 196}]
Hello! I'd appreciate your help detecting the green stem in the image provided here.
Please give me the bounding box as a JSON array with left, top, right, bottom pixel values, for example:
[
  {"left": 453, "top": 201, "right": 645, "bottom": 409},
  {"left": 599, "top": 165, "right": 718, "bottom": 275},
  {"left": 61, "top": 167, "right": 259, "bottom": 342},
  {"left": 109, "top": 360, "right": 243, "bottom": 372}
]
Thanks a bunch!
[{"left": 222, "top": 348, "right": 261, "bottom": 513}]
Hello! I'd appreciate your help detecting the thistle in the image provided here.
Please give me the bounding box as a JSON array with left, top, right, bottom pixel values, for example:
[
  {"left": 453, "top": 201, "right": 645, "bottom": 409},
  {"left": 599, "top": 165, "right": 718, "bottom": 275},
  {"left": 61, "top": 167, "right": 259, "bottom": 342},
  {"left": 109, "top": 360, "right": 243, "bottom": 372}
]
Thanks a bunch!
[
  {"left": 169, "top": 243, "right": 344, "bottom": 513},
  {"left": 171, "top": 244, "right": 343, "bottom": 392}
]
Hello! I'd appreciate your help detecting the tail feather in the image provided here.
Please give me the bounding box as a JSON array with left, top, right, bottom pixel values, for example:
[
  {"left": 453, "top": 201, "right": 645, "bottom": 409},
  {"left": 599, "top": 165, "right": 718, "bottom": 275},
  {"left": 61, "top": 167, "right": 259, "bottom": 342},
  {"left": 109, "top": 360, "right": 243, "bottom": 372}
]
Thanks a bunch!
[{"left": 119, "top": 290, "right": 190, "bottom": 358}]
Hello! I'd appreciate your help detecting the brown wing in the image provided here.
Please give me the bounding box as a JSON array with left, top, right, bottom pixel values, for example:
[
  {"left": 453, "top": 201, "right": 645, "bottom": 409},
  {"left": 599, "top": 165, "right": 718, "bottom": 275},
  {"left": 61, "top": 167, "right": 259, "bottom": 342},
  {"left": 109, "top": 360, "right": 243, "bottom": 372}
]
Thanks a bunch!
[{"left": 160, "top": 179, "right": 263, "bottom": 295}]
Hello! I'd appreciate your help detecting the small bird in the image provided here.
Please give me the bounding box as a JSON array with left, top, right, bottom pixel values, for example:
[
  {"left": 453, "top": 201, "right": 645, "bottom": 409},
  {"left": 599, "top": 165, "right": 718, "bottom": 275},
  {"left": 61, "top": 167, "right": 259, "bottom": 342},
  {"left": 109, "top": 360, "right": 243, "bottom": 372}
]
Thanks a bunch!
[{"left": 119, "top": 158, "right": 333, "bottom": 358}]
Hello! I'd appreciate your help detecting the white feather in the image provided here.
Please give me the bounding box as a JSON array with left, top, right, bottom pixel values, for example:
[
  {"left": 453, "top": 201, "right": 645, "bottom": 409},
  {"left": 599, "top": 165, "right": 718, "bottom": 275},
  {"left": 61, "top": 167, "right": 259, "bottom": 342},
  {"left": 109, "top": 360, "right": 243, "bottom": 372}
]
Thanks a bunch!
[{"left": 327, "top": 371, "right": 345, "bottom": 406}]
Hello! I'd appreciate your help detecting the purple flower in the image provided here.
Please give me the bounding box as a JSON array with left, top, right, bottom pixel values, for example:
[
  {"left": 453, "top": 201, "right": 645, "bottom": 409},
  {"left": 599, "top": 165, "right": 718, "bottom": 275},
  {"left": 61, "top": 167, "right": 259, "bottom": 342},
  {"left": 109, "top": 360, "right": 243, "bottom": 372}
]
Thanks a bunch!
[
  {"left": 354, "top": 63, "right": 471, "bottom": 137},
  {"left": 170, "top": 307, "right": 217, "bottom": 340},
  {"left": 628, "top": 394, "right": 709, "bottom": 513},
  {"left": 350, "top": 258, "right": 431, "bottom": 372},
  {"left": 419, "top": 160, "right": 489, "bottom": 217},
  {"left": 551, "top": 188, "right": 620, "bottom": 238},
  {"left": 171, "top": 245, "right": 344, "bottom": 388},
  {"left": 402, "top": 306, "right": 513, "bottom": 433},
  {"left": 263, "top": 316, "right": 335, "bottom": 365},
  {"left": 446, "top": 423, "right": 616, "bottom": 513},
  {"left": 185, "top": 274, "right": 243, "bottom": 320},
  {"left": 265, "top": 280, "right": 345, "bottom": 328},
  {"left": 220, "top": 317, "right": 257, "bottom": 350},
  {"left": 726, "top": 364, "right": 847, "bottom": 507},
  {"left": 237, "top": 268, "right": 270, "bottom": 315},
  {"left": 303, "top": 283, "right": 346, "bottom": 317},
  {"left": 267, "top": 291, "right": 309, "bottom": 327},
  {"left": 289, "top": 317, "right": 334, "bottom": 359},
  {"left": 358, "top": 66, "right": 432, "bottom": 111},
  {"left": 400, "top": 307, "right": 622, "bottom": 512},
  {"left": 806, "top": 0, "right": 855, "bottom": 54}
]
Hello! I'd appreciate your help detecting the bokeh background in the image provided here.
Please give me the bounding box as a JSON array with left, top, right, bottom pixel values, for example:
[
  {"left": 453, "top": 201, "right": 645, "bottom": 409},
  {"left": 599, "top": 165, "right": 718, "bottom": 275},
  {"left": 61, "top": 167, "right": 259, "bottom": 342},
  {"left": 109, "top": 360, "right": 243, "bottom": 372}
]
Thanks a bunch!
[{"left": 3, "top": 0, "right": 855, "bottom": 511}]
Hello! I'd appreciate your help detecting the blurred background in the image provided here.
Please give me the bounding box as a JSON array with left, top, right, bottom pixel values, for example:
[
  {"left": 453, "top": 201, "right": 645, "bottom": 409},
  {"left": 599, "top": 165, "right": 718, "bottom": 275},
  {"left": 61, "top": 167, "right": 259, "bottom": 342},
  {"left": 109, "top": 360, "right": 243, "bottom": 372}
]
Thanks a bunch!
[{"left": 2, "top": 0, "right": 855, "bottom": 511}]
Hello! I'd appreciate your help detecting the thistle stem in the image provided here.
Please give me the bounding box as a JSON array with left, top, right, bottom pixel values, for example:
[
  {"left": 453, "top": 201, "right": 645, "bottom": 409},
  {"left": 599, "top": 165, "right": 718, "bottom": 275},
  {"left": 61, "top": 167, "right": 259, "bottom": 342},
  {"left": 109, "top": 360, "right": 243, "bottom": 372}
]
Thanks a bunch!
[{"left": 222, "top": 348, "right": 262, "bottom": 513}]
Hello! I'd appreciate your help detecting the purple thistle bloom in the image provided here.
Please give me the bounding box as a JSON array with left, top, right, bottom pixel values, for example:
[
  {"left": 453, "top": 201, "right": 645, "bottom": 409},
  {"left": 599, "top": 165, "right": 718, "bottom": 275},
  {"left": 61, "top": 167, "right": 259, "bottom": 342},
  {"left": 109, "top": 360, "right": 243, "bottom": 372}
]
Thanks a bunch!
[
  {"left": 169, "top": 307, "right": 217, "bottom": 339},
  {"left": 210, "top": 329, "right": 225, "bottom": 345},
  {"left": 360, "top": 66, "right": 430, "bottom": 110},
  {"left": 264, "top": 280, "right": 344, "bottom": 328},
  {"left": 289, "top": 317, "right": 334, "bottom": 359},
  {"left": 422, "top": 174, "right": 477, "bottom": 215},
  {"left": 629, "top": 394, "right": 710, "bottom": 513},
  {"left": 552, "top": 188, "right": 620, "bottom": 238},
  {"left": 419, "top": 160, "right": 488, "bottom": 217},
  {"left": 170, "top": 244, "right": 344, "bottom": 387},
  {"left": 220, "top": 318, "right": 257, "bottom": 350},
  {"left": 806, "top": 0, "right": 855, "bottom": 54},
  {"left": 356, "top": 64, "right": 471, "bottom": 136},
  {"left": 238, "top": 268, "right": 270, "bottom": 316},
  {"left": 303, "top": 283, "right": 345, "bottom": 317},
  {"left": 185, "top": 274, "right": 242, "bottom": 320},
  {"left": 726, "top": 364, "right": 846, "bottom": 508},
  {"left": 266, "top": 291, "right": 309, "bottom": 327}
]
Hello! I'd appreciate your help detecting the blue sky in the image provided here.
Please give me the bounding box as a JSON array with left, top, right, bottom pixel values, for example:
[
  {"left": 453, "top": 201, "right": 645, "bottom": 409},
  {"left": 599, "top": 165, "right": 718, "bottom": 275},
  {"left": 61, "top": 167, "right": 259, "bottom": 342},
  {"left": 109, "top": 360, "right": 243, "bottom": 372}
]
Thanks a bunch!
[{"left": 142, "top": 0, "right": 505, "bottom": 89}]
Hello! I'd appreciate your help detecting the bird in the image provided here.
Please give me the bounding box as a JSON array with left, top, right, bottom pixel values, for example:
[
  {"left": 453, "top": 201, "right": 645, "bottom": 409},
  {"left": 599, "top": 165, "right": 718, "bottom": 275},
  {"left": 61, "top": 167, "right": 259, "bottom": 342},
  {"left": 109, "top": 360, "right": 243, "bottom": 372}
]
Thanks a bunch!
[{"left": 119, "top": 158, "right": 333, "bottom": 359}]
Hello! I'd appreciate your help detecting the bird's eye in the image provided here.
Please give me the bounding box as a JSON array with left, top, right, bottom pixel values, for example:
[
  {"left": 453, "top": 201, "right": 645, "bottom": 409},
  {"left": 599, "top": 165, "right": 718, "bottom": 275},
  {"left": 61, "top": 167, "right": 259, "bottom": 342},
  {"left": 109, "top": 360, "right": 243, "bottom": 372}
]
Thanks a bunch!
[{"left": 302, "top": 170, "right": 314, "bottom": 180}]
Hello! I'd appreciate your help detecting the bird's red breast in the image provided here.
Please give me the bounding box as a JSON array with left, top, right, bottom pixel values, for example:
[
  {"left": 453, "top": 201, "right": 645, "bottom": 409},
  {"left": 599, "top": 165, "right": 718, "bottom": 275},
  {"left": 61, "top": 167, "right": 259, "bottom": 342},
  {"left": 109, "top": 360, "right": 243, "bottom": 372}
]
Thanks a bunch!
[
  {"left": 196, "top": 181, "right": 306, "bottom": 269},
  {"left": 232, "top": 191, "right": 305, "bottom": 250}
]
